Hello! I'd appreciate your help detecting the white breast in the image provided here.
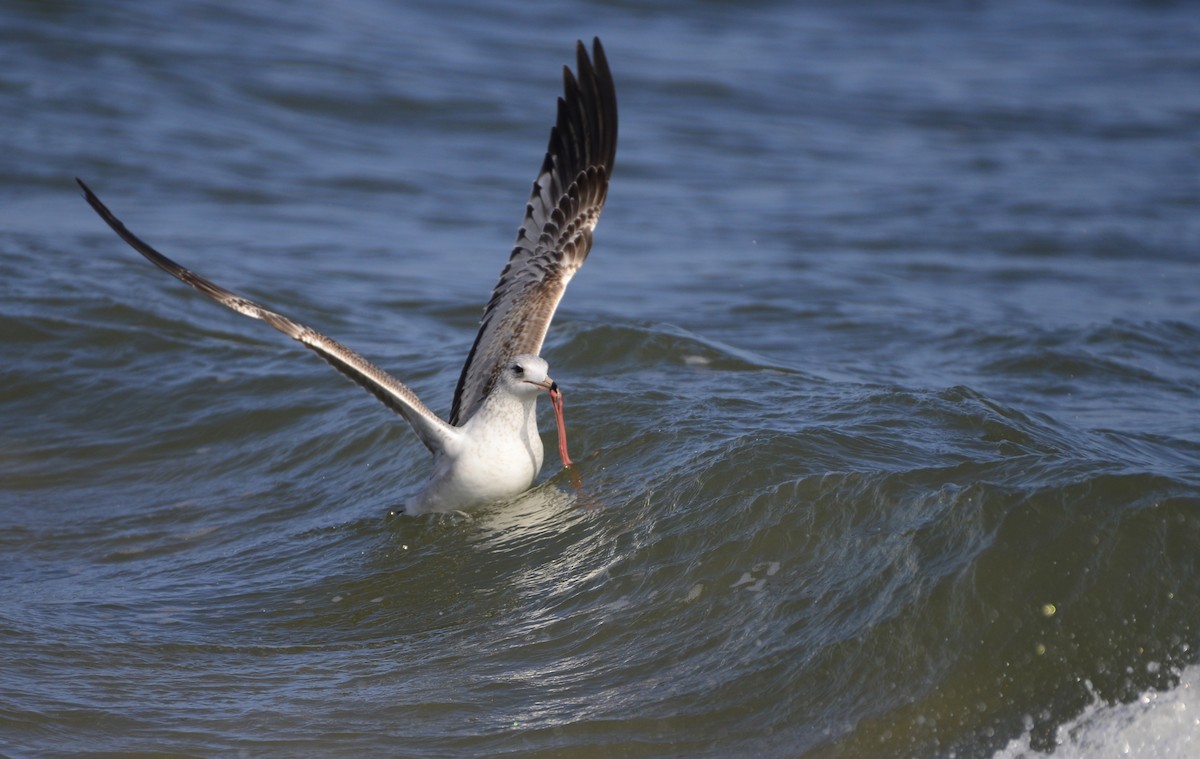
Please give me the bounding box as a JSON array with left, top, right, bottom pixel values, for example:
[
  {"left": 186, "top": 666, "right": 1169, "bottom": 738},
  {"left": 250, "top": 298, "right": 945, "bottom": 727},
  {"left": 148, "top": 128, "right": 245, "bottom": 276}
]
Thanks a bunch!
[{"left": 403, "top": 391, "right": 544, "bottom": 515}]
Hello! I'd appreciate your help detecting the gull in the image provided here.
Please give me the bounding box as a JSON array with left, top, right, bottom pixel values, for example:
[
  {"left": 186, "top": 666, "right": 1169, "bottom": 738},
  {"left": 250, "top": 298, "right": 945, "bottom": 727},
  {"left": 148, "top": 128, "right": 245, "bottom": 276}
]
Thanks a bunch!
[{"left": 76, "top": 38, "right": 617, "bottom": 515}]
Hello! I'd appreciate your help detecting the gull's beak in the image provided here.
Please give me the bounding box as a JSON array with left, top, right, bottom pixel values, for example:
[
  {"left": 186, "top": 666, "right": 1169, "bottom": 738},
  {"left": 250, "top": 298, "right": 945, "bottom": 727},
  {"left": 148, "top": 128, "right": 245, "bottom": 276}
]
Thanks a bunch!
[{"left": 526, "top": 376, "right": 557, "bottom": 393}]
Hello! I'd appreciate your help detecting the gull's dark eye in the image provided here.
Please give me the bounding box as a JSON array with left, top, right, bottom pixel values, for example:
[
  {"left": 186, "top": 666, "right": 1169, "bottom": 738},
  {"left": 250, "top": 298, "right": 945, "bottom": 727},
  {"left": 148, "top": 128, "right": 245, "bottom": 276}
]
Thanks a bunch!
[{"left": 512, "top": 363, "right": 524, "bottom": 376}]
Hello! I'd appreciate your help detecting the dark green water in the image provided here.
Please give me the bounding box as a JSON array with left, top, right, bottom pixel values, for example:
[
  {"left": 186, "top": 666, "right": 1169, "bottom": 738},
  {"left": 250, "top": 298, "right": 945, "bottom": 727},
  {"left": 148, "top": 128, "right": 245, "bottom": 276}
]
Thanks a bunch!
[{"left": 2, "top": 1, "right": 1199, "bottom": 756}]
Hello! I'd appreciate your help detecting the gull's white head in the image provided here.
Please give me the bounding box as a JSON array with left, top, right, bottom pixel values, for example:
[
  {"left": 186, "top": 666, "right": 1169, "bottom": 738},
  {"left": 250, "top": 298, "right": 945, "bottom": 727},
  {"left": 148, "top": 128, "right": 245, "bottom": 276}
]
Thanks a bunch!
[{"left": 500, "top": 353, "right": 555, "bottom": 399}]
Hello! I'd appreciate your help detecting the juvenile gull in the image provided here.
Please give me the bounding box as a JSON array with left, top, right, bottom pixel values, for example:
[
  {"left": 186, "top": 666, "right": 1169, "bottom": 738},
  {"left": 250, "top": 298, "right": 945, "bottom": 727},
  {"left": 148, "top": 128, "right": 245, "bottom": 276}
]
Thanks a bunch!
[{"left": 76, "top": 38, "right": 617, "bottom": 515}]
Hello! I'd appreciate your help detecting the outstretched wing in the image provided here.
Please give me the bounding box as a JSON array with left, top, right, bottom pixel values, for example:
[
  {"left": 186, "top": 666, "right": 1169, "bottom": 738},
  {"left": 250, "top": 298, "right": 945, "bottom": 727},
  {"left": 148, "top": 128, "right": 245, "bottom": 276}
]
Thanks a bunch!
[
  {"left": 448, "top": 38, "right": 617, "bottom": 426},
  {"left": 76, "top": 178, "right": 457, "bottom": 454}
]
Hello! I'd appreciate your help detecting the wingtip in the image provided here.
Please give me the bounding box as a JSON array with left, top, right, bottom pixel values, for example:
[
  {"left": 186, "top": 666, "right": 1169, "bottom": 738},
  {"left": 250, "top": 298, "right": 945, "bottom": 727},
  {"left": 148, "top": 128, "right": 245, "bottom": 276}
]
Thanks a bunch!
[
  {"left": 75, "top": 177, "right": 109, "bottom": 219},
  {"left": 573, "top": 37, "right": 608, "bottom": 75},
  {"left": 75, "top": 178, "right": 107, "bottom": 213},
  {"left": 591, "top": 38, "right": 610, "bottom": 78},
  {"left": 574, "top": 38, "right": 596, "bottom": 81}
]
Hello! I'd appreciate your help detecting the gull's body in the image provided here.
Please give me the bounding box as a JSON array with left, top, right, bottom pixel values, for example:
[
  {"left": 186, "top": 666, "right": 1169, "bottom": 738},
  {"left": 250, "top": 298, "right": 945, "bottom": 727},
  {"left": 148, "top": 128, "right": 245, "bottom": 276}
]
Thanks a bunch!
[
  {"left": 411, "top": 355, "right": 552, "bottom": 514},
  {"left": 77, "top": 39, "right": 617, "bottom": 515}
]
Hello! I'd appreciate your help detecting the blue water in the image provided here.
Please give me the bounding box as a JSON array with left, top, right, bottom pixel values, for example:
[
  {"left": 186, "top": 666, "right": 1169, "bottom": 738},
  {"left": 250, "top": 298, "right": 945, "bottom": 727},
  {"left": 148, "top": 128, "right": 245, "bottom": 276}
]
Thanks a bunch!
[{"left": 3, "top": 1, "right": 1200, "bottom": 756}]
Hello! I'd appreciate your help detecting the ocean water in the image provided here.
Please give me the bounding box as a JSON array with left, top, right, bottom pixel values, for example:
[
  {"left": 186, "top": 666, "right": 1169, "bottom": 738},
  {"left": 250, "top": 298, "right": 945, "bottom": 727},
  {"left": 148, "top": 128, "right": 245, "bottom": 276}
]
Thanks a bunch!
[{"left": 3, "top": 0, "right": 1200, "bottom": 756}]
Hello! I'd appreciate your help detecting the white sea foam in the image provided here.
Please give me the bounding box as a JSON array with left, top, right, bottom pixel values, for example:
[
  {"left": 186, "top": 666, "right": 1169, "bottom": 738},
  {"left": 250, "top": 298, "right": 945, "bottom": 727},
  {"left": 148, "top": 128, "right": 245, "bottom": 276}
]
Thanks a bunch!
[{"left": 994, "top": 665, "right": 1200, "bottom": 759}]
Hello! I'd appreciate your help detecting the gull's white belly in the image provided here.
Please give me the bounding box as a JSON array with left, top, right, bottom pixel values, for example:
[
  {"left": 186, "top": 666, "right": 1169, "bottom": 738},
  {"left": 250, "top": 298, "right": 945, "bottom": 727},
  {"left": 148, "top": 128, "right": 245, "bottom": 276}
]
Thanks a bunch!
[{"left": 404, "top": 406, "right": 545, "bottom": 515}]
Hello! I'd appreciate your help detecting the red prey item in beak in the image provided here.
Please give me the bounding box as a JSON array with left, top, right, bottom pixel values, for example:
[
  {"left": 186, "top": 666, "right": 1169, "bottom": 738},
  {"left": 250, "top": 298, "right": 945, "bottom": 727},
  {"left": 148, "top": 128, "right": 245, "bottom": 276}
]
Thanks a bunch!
[{"left": 548, "top": 383, "right": 573, "bottom": 468}]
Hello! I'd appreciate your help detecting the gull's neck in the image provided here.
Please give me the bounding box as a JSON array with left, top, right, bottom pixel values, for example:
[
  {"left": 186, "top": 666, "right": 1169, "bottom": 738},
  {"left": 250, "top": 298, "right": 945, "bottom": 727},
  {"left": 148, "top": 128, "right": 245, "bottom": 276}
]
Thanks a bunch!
[{"left": 466, "top": 386, "right": 543, "bottom": 454}]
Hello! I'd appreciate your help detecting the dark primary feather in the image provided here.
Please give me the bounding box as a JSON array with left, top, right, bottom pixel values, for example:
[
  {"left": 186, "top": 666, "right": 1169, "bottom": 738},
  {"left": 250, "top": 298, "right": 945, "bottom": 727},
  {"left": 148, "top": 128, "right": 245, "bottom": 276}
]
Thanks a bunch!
[{"left": 448, "top": 37, "right": 618, "bottom": 426}]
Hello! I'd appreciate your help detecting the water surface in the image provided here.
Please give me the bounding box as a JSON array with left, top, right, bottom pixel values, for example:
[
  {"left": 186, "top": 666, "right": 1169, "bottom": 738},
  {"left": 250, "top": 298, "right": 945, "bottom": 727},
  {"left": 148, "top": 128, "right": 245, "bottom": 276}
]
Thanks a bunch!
[{"left": 3, "top": 1, "right": 1199, "bottom": 756}]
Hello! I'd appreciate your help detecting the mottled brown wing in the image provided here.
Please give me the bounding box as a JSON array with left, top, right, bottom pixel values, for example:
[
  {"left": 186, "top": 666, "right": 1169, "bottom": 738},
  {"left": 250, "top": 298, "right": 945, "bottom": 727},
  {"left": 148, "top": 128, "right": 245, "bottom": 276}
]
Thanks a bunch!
[
  {"left": 448, "top": 38, "right": 617, "bottom": 426},
  {"left": 76, "top": 179, "right": 457, "bottom": 454}
]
